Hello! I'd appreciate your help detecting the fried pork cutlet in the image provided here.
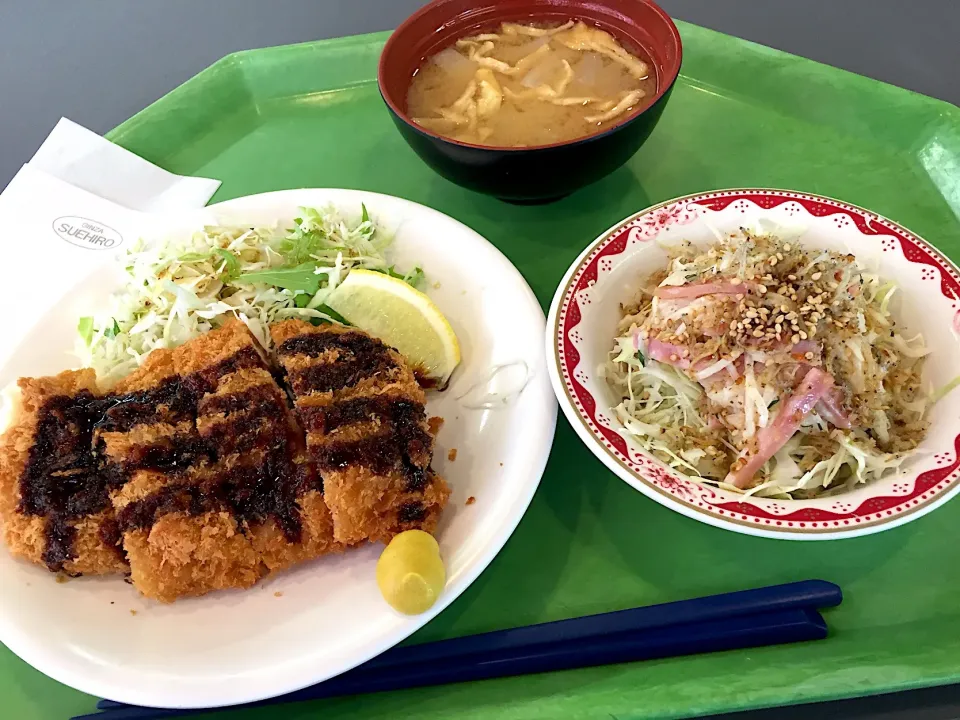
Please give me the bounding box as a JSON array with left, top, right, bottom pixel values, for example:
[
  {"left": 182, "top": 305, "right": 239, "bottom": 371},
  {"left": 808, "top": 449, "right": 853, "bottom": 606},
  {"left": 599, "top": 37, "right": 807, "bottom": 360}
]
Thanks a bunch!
[
  {"left": 272, "top": 320, "right": 450, "bottom": 545},
  {"left": 0, "top": 316, "right": 452, "bottom": 601},
  {"left": 97, "top": 321, "right": 341, "bottom": 602},
  {"left": 0, "top": 370, "right": 127, "bottom": 576}
]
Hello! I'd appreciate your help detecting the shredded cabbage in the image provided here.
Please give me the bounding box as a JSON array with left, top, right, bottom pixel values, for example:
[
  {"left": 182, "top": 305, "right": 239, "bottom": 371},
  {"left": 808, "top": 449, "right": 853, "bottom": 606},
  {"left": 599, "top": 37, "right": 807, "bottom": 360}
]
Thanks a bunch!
[
  {"left": 603, "top": 227, "right": 932, "bottom": 499},
  {"left": 75, "top": 204, "right": 422, "bottom": 386}
]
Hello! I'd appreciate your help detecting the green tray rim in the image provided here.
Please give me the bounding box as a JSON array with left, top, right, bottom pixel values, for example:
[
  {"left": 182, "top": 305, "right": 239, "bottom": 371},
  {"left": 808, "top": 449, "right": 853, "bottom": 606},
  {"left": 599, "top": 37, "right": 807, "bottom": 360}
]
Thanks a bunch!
[{"left": 40, "top": 18, "right": 957, "bottom": 720}]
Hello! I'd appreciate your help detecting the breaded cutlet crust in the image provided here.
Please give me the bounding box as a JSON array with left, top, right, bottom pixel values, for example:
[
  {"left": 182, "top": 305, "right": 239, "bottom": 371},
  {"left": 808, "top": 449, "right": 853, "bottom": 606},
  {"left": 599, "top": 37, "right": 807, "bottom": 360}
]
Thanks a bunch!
[
  {"left": 101, "top": 320, "right": 340, "bottom": 601},
  {"left": 271, "top": 320, "right": 451, "bottom": 545},
  {"left": 192, "top": 361, "right": 342, "bottom": 571},
  {"left": 0, "top": 317, "right": 450, "bottom": 600},
  {"left": 103, "top": 323, "right": 264, "bottom": 601},
  {"left": 0, "top": 370, "right": 127, "bottom": 575},
  {"left": 124, "top": 511, "right": 264, "bottom": 603}
]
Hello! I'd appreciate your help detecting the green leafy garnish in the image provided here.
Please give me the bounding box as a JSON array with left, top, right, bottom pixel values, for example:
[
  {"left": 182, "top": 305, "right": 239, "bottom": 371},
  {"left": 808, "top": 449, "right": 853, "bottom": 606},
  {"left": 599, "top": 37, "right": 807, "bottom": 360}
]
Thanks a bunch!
[
  {"left": 402, "top": 266, "right": 425, "bottom": 288},
  {"left": 177, "top": 252, "right": 208, "bottom": 262},
  {"left": 104, "top": 319, "right": 121, "bottom": 339},
  {"left": 293, "top": 293, "right": 312, "bottom": 308},
  {"left": 360, "top": 203, "right": 370, "bottom": 224},
  {"left": 282, "top": 208, "right": 331, "bottom": 265},
  {"left": 768, "top": 398, "right": 780, "bottom": 409},
  {"left": 177, "top": 249, "right": 240, "bottom": 282},
  {"left": 317, "top": 304, "right": 352, "bottom": 325},
  {"left": 212, "top": 248, "right": 240, "bottom": 282},
  {"left": 236, "top": 263, "right": 322, "bottom": 293},
  {"left": 635, "top": 350, "right": 646, "bottom": 366},
  {"left": 373, "top": 265, "right": 425, "bottom": 288},
  {"left": 78, "top": 317, "right": 94, "bottom": 346}
]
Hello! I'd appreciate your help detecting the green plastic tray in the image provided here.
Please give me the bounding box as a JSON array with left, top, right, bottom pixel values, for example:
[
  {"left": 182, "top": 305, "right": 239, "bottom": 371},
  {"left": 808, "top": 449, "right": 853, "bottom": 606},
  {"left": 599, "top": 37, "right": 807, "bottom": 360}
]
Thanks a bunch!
[{"left": 6, "top": 20, "right": 960, "bottom": 720}]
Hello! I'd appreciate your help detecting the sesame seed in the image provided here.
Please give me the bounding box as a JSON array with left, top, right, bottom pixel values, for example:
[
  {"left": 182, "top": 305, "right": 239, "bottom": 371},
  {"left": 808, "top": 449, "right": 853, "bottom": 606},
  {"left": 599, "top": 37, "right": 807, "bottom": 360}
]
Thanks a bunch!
[
  {"left": 784, "top": 243, "right": 792, "bottom": 251},
  {"left": 670, "top": 354, "right": 678, "bottom": 362},
  {"left": 804, "top": 352, "right": 815, "bottom": 360},
  {"left": 792, "top": 334, "right": 800, "bottom": 344},
  {"left": 753, "top": 329, "right": 764, "bottom": 338},
  {"left": 781, "top": 304, "right": 790, "bottom": 313},
  {"left": 811, "top": 272, "right": 822, "bottom": 280},
  {"left": 758, "top": 284, "right": 767, "bottom": 294},
  {"left": 787, "top": 274, "right": 797, "bottom": 281},
  {"left": 768, "top": 256, "right": 778, "bottom": 266},
  {"left": 799, "top": 330, "right": 808, "bottom": 340}
]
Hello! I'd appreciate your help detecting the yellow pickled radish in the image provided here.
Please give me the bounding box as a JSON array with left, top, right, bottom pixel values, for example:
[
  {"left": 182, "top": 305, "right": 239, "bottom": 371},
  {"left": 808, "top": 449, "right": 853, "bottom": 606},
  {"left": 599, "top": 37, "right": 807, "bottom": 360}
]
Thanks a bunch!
[{"left": 376, "top": 530, "right": 446, "bottom": 615}]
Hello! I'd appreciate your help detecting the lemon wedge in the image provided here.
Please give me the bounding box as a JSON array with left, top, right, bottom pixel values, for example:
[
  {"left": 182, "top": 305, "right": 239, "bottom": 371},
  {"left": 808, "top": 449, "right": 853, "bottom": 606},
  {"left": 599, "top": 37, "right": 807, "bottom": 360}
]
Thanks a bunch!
[
  {"left": 376, "top": 530, "right": 446, "bottom": 615},
  {"left": 325, "top": 269, "right": 460, "bottom": 384}
]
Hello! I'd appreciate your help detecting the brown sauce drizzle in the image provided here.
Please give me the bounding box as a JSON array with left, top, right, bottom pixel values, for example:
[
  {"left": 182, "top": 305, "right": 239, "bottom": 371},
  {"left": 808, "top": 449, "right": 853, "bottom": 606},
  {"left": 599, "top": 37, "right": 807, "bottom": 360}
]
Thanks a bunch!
[
  {"left": 280, "top": 331, "right": 400, "bottom": 396},
  {"left": 20, "top": 346, "right": 286, "bottom": 570},
  {"left": 288, "top": 355, "right": 399, "bottom": 396},
  {"left": 300, "top": 394, "right": 435, "bottom": 492},
  {"left": 282, "top": 331, "right": 441, "bottom": 494},
  {"left": 278, "top": 331, "right": 387, "bottom": 359},
  {"left": 299, "top": 396, "right": 425, "bottom": 435},
  {"left": 20, "top": 330, "right": 442, "bottom": 571},
  {"left": 117, "top": 453, "right": 318, "bottom": 543},
  {"left": 19, "top": 392, "right": 111, "bottom": 572},
  {"left": 114, "top": 368, "right": 313, "bottom": 541},
  {"left": 98, "top": 516, "right": 125, "bottom": 563},
  {"left": 198, "top": 383, "right": 281, "bottom": 418},
  {"left": 398, "top": 502, "right": 426, "bottom": 523}
]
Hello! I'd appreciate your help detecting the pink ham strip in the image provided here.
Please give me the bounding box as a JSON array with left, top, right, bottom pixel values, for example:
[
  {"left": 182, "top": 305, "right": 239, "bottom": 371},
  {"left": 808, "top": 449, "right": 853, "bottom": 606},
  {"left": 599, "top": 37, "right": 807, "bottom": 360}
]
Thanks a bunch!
[
  {"left": 816, "top": 389, "right": 852, "bottom": 429},
  {"left": 646, "top": 337, "right": 691, "bottom": 369},
  {"left": 655, "top": 281, "right": 749, "bottom": 300},
  {"left": 790, "top": 340, "right": 819, "bottom": 356},
  {"left": 724, "top": 368, "right": 835, "bottom": 489},
  {"left": 788, "top": 362, "right": 853, "bottom": 430}
]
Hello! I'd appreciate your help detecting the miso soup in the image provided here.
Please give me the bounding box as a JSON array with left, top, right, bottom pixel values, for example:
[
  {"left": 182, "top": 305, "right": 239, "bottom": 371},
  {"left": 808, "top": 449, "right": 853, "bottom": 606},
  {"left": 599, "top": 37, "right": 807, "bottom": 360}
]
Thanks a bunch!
[{"left": 406, "top": 20, "right": 657, "bottom": 148}]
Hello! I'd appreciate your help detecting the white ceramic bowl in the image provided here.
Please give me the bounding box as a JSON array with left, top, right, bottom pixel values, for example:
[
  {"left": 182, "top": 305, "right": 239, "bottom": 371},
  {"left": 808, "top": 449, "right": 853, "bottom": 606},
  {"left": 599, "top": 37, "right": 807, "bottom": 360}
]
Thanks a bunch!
[{"left": 547, "top": 189, "right": 960, "bottom": 540}]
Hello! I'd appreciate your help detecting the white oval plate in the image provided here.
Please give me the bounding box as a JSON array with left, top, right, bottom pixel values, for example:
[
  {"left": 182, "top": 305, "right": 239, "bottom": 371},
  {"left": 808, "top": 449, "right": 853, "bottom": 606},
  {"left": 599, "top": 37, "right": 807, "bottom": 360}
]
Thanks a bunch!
[
  {"left": 547, "top": 189, "right": 960, "bottom": 540},
  {"left": 0, "top": 189, "right": 557, "bottom": 708}
]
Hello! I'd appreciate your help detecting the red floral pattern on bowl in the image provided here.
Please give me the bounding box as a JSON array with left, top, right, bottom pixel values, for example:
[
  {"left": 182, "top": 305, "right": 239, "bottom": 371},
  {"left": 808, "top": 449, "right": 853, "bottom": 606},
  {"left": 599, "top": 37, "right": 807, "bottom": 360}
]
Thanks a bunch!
[{"left": 547, "top": 189, "right": 960, "bottom": 539}]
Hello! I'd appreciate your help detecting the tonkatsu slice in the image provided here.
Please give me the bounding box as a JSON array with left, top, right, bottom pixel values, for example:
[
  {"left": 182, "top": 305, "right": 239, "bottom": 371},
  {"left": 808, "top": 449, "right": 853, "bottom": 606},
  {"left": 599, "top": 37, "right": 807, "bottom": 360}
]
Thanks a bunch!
[
  {"left": 191, "top": 359, "right": 340, "bottom": 573},
  {"left": 272, "top": 320, "right": 450, "bottom": 545},
  {"left": 94, "top": 339, "right": 261, "bottom": 602},
  {"left": 0, "top": 369, "right": 126, "bottom": 576},
  {"left": 99, "top": 321, "right": 340, "bottom": 601}
]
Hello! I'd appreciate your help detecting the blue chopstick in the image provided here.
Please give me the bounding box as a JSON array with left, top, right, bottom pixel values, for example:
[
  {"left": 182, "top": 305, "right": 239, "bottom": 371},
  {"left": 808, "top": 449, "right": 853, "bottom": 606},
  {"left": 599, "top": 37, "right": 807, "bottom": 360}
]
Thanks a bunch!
[{"left": 84, "top": 579, "right": 840, "bottom": 720}]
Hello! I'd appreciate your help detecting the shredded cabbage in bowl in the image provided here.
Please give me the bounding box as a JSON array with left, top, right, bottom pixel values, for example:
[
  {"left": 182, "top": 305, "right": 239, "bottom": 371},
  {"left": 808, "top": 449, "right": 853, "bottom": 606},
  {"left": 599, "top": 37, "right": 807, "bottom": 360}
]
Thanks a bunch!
[
  {"left": 601, "top": 228, "right": 942, "bottom": 499},
  {"left": 76, "top": 204, "right": 422, "bottom": 387}
]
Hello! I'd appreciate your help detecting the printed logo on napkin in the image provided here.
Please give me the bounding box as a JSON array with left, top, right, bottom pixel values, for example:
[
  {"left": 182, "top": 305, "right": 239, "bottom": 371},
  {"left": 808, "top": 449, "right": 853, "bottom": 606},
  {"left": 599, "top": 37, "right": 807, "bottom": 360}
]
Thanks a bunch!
[
  {"left": 0, "top": 164, "right": 211, "bottom": 380},
  {"left": 52, "top": 216, "right": 124, "bottom": 250}
]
